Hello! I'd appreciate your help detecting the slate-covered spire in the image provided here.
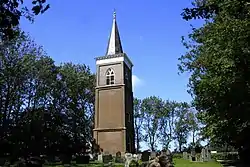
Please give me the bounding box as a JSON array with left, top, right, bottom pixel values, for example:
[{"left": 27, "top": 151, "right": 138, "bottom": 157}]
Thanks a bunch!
[{"left": 106, "top": 10, "right": 123, "bottom": 56}]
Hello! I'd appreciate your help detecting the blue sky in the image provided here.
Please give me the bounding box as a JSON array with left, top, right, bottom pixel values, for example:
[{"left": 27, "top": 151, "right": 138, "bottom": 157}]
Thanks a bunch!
[{"left": 20, "top": 0, "right": 204, "bottom": 150}]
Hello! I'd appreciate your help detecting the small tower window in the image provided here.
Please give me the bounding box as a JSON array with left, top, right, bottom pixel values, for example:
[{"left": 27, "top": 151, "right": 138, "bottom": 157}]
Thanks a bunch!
[{"left": 106, "top": 68, "right": 115, "bottom": 85}]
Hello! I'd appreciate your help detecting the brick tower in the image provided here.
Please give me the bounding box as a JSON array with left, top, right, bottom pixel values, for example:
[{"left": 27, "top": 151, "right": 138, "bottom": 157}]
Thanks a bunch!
[{"left": 93, "top": 11, "right": 135, "bottom": 155}]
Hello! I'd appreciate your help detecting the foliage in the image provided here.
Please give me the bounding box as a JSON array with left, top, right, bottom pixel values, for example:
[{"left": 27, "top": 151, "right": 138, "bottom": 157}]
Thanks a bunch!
[
  {"left": 0, "top": 31, "right": 95, "bottom": 163},
  {"left": 0, "top": 0, "right": 50, "bottom": 41},
  {"left": 129, "top": 160, "right": 139, "bottom": 167},
  {"left": 133, "top": 98, "right": 143, "bottom": 152},
  {"left": 187, "top": 110, "right": 200, "bottom": 146},
  {"left": 158, "top": 100, "right": 176, "bottom": 149},
  {"left": 134, "top": 96, "right": 199, "bottom": 152},
  {"left": 178, "top": 0, "right": 250, "bottom": 153},
  {"left": 141, "top": 96, "right": 163, "bottom": 151},
  {"left": 173, "top": 102, "right": 191, "bottom": 152}
]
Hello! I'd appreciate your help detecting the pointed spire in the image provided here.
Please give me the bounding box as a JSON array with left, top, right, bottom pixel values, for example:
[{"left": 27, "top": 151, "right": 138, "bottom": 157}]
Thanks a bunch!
[{"left": 106, "top": 10, "right": 123, "bottom": 56}]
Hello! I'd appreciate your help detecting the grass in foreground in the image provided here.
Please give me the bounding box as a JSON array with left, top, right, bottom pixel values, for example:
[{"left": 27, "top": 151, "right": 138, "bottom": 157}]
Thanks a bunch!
[{"left": 174, "top": 158, "right": 223, "bottom": 167}]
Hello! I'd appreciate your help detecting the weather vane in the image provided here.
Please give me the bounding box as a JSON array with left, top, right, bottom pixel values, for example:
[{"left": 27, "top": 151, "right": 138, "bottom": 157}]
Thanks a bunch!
[{"left": 113, "top": 9, "right": 116, "bottom": 19}]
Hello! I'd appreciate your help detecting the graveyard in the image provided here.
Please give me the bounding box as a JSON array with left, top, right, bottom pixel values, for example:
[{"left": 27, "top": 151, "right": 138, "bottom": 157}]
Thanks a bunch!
[
  {"left": 41, "top": 149, "right": 225, "bottom": 167},
  {"left": 1, "top": 0, "right": 249, "bottom": 167},
  {"left": 43, "top": 156, "right": 222, "bottom": 167}
]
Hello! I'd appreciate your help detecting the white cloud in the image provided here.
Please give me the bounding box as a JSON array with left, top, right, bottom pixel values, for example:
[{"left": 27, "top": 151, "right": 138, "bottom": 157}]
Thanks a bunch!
[{"left": 132, "top": 75, "right": 143, "bottom": 90}]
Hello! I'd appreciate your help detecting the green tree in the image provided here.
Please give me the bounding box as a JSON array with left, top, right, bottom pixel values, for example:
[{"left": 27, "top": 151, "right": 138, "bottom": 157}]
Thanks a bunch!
[
  {"left": 0, "top": 32, "right": 96, "bottom": 163},
  {"left": 55, "top": 62, "right": 95, "bottom": 154},
  {"left": 133, "top": 98, "right": 144, "bottom": 152},
  {"left": 0, "top": 32, "right": 59, "bottom": 161},
  {"left": 0, "top": 0, "right": 50, "bottom": 41},
  {"left": 179, "top": 0, "right": 250, "bottom": 162},
  {"left": 173, "top": 102, "right": 190, "bottom": 152},
  {"left": 158, "top": 100, "right": 176, "bottom": 149},
  {"left": 141, "top": 96, "right": 163, "bottom": 151},
  {"left": 187, "top": 110, "right": 200, "bottom": 147}
]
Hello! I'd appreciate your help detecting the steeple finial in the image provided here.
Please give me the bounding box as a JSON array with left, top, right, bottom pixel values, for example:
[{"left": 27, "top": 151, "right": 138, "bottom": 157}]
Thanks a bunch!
[
  {"left": 113, "top": 9, "right": 116, "bottom": 20},
  {"left": 106, "top": 10, "right": 123, "bottom": 56}
]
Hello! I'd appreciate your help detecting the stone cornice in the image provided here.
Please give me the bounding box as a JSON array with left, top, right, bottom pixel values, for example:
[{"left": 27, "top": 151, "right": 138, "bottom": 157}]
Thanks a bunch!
[
  {"left": 95, "top": 53, "right": 133, "bottom": 67},
  {"left": 93, "top": 127, "right": 126, "bottom": 132},
  {"left": 95, "top": 84, "right": 125, "bottom": 90},
  {"left": 95, "top": 53, "right": 124, "bottom": 60}
]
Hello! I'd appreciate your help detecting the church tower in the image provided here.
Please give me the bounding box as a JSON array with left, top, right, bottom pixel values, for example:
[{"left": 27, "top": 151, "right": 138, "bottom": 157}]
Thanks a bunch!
[{"left": 93, "top": 11, "right": 135, "bottom": 154}]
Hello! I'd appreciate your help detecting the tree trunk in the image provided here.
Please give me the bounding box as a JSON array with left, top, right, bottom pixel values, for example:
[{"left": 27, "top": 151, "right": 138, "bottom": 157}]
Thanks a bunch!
[
  {"left": 192, "top": 130, "right": 195, "bottom": 146},
  {"left": 136, "top": 128, "right": 140, "bottom": 153}
]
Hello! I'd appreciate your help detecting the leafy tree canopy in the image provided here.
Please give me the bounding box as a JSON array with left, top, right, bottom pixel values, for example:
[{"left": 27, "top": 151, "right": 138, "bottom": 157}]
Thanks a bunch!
[
  {"left": 0, "top": 0, "right": 49, "bottom": 41},
  {"left": 179, "top": 0, "right": 250, "bottom": 151}
]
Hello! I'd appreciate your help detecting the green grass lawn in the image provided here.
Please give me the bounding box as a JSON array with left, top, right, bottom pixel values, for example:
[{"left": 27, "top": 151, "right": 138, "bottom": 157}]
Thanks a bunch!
[
  {"left": 44, "top": 158, "right": 223, "bottom": 167},
  {"left": 174, "top": 158, "right": 223, "bottom": 167}
]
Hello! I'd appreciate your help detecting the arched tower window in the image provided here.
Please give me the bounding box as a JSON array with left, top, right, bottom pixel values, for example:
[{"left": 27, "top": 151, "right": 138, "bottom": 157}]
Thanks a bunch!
[{"left": 106, "top": 68, "right": 115, "bottom": 85}]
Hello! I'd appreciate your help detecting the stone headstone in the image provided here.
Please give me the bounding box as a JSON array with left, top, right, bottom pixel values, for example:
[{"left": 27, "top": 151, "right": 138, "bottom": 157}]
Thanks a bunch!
[
  {"left": 191, "top": 148, "right": 196, "bottom": 161},
  {"left": 97, "top": 154, "right": 103, "bottom": 162},
  {"left": 201, "top": 148, "right": 205, "bottom": 162},
  {"left": 150, "top": 152, "right": 157, "bottom": 160},
  {"left": 205, "top": 148, "right": 211, "bottom": 161},
  {"left": 195, "top": 154, "right": 200, "bottom": 162},
  {"left": 124, "top": 153, "right": 133, "bottom": 167},
  {"left": 189, "top": 154, "right": 192, "bottom": 161},
  {"left": 141, "top": 151, "right": 150, "bottom": 162},
  {"left": 132, "top": 154, "right": 139, "bottom": 161},
  {"left": 183, "top": 152, "right": 188, "bottom": 160},
  {"left": 207, "top": 150, "right": 211, "bottom": 161},
  {"left": 115, "top": 151, "right": 123, "bottom": 163},
  {"left": 102, "top": 154, "right": 112, "bottom": 163},
  {"left": 137, "top": 154, "right": 142, "bottom": 160},
  {"left": 201, "top": 148, "right": 211, "bottom": 162}
]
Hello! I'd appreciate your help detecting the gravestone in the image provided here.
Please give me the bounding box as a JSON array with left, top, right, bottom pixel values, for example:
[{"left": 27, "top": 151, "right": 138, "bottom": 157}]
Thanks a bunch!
[
  {"left": 102, "top": 153, "right": 112, "bottom": 164},
  {"left": 207, "top": 149, "right": 211, "bottom": 161},
  {"left": 150, "top": 152, "right": 157, "bottom": 160},
  {"left": 191, "top": 148, "right": 196, "bottom": 161},
  {"left": 115, "top": 151, "right": 123, "bottom": 163},
  {"left": 141, "top": 151, "right": 150, "bottom": 162},
  {"left": 201, "top": 148, "right": 211, "bottom": 162},
  {"left": 195, "top": 154, "right": 201, "bottom": 162},
  {"left": 97, "top": 154, "right": 103, "bottom": 162},
  {"left": 183, "top": 152, "right": 188, "bottom": 160},
  {"left": 201, "top": 148, "right": 205, "bottom": 162},
  {"left": 124, "top": 153, "right": 133, "bottom": 167},
  {"left": 205, "top": 148, "right": 211, "bottom": 161},
  {"left": 132, "top": 154, "right": 139, "bottom": 161},
  {"left": 137, "top": 153, "right": 142, "bottom": 160}
]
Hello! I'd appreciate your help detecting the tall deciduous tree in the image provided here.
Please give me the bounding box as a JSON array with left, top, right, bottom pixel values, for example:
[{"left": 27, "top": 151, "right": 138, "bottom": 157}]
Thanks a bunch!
[
  {"left": 55, "top": 62, "right": 95, "bottom": 154},
  {"left": 187, "top": 110, "right": 199, "bottom": 147},
  {"left": 141, "top": 96, "right": 163, "bottom": 151},
  {"left": 173, "top": 102, "right": 190, "bottom": 152},
  {"left": 158, "top": 100, "right": 176, "bottom": 149},
  {"left": 179, "top": 0, "right": 250, "bottom": 162},
  {"left": 133, "top": 98, "right": 144, "bottom": 152},
  {"left": 0, "top": 32, "right": 96, "bottom": 162}
]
